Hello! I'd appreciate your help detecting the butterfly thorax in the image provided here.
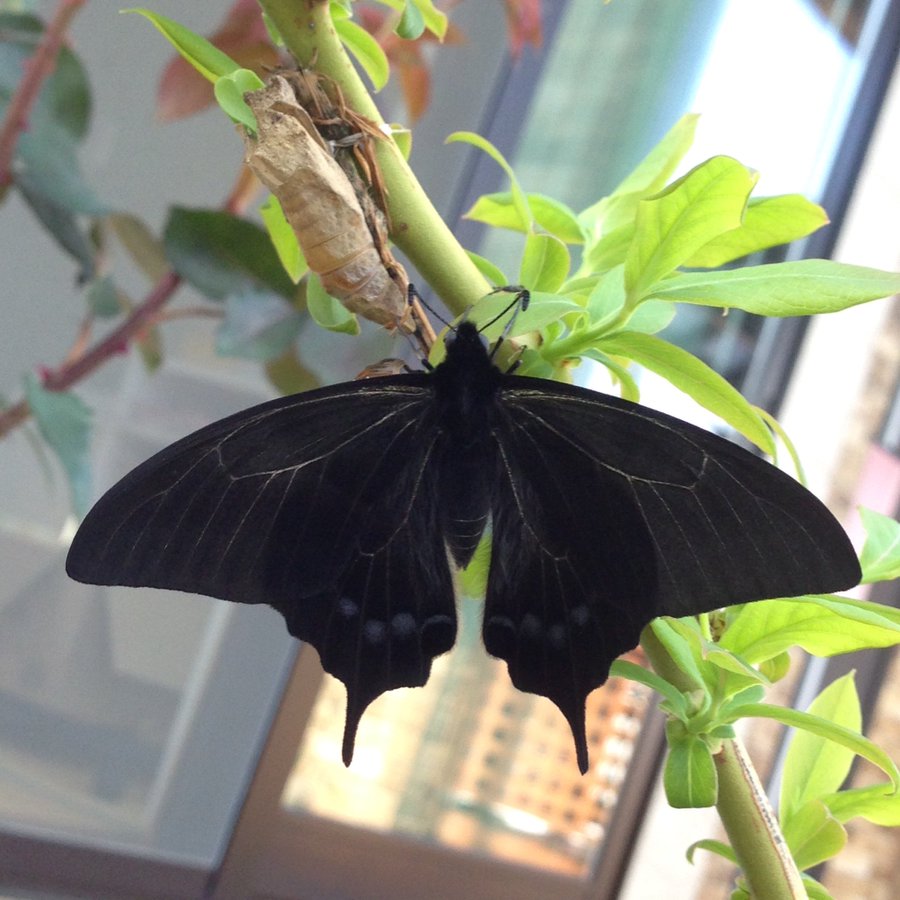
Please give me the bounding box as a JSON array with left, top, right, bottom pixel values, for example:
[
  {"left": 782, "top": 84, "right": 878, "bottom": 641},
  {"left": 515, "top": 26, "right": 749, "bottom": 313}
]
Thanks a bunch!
[
  {"left": 431, "top": 322, "right": 502, "bottom": 567},
  {"left": 431, "top": 322, "right": 502, "bottom": 441}
]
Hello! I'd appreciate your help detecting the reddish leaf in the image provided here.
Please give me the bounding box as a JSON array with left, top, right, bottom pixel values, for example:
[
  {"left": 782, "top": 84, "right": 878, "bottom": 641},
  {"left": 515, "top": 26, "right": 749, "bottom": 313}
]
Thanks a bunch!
[
  {"left": 157, "top": 0, "right": 279, "bottom": 122},
  {"left": 357, "top": 6, "right": 465, "bottom": 122},
  {"left": 503, "top": 0, "right": 542, "bottom": 56}
]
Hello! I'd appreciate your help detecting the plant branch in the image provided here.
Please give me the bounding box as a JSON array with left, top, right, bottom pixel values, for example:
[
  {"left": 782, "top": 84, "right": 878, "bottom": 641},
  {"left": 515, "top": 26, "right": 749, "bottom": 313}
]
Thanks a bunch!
[
  {"left": 0, "top": 0, "right": 87, "bottom": 189},
  {"left": 640, "top": 626, "right": 805, "bottom": 899},
  {"left": 0, "top": 155, "right": 261, "bottom": 442},
  {"left": 259, "top": 0, "right": 490, "bottom": 317},
  {"left": 0, "top": 270, "right": 182, "bottom": 440}
]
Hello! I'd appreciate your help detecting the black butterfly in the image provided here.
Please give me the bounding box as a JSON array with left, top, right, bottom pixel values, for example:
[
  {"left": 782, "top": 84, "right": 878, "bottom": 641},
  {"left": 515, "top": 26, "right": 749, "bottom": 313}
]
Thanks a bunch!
[{"left": 66, "top": 315, "right": 861, "bottom": 773}]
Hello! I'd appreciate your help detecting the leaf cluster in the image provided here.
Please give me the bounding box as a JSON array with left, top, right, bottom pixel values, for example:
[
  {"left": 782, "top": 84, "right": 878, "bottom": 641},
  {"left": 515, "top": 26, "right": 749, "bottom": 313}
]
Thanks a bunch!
[{"left": 618, "top": 510, "right": 900, "bottom": 896}]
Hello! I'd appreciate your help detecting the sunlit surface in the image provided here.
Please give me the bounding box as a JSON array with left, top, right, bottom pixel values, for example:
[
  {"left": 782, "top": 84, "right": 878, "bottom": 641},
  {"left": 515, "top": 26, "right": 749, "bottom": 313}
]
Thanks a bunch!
[{"left": 282, "top": 604, "right": 650, "bottom": 876}]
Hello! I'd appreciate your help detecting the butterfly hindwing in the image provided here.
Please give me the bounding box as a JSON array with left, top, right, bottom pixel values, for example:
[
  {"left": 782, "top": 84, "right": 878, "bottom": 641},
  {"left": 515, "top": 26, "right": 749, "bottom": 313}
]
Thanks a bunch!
[
  {"left": 483, "top": 376, "right": 861, "bottom": 772},
  {"left": 66, "top": 377, "right": 458, "bottom": 762}
]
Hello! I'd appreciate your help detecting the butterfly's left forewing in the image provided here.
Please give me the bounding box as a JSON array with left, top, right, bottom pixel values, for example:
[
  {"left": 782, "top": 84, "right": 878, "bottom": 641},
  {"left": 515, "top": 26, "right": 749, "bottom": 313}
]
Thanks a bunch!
[
  {"left": 66, "top": 377, "right": 458, "bottom": 762},
  {"left": 485, "top": 376, "right": 861, "bottom": 772}
]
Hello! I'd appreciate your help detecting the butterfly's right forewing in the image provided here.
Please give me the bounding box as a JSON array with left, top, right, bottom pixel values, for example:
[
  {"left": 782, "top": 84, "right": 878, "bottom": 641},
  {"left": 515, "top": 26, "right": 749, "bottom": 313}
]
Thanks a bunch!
[{"left": 66, "top": 377, "right": 458, "bottom": 763}]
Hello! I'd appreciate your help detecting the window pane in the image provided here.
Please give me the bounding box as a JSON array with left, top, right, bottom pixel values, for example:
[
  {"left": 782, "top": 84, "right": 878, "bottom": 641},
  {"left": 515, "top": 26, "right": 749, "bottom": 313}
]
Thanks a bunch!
[{"left": 0, "top": 355, "right": 295, "bottom": 865}]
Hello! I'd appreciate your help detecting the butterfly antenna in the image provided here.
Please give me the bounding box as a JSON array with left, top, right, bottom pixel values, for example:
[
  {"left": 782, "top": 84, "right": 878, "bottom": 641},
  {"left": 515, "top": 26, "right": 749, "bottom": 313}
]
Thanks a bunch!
[
  {"left": 481, "top": 286, "right": 530, "bottom": 360},
  {"left": 403, "top": 283, "right": 440, "bottom": 359}
]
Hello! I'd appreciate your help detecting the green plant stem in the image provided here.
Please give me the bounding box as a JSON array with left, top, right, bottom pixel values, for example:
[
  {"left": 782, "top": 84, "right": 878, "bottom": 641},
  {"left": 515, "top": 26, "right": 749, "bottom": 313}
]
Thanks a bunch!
[
  {"left": 259, "top": 0, "right": 490, "bottom": 317},
  {"left": 641, "top": 626, "right": 805, "bottom": 899}
]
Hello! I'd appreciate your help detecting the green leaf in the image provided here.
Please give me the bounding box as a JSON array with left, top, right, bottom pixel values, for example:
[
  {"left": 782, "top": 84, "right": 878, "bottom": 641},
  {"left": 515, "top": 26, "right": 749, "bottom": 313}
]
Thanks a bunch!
[
  {"left": 754, "top": 404, "right": 806, "bottom": 482},
  {"left": 15, "top": 174, "right": 96, "bottom": 281},
  {"left": 85, "top": 275, "right": 122, "bottom": 318},
  {"left": 335, "top": 17, "right": 390, "bottom": 90},
  {"left": 579, "top": 114, "right": 700, "bottom": 240},
  {"left": 780, "top": 672, "right": 861, "bottom": 825},
  {"left": 0, "top": 14, "right": 91, "bottom": 140},
  {"left": 580, "top": 222, "right": 635, "bottom": 277},
  {"left": 447, "top": 132, "right": 531, "bottom": 231},
  {"left": 306, "top": 275, "right": 360, "bottom": 335},
  {"left": 468, "top": 291, "right": 583, "bottom": 343},
  {"left": 758, "top": 650, "right": 791, "bottom": 683},
  {"left": 594, "top": 331, "right": 776, "bottom": 455},
  {"left": 123, "top": 9, "right": 239, "bottom": 82},
  {"left": 664, "top": 724, "right": 718, "bottom": 808},
  {"left": 822, "top": 783, "right": 900, "bottom": 826},
  {"left": 618, "top": 300, "right": 676, "bottom": 335},
  {"left": 465, "top": 191, "right": 584, "bottom": 243},
  {"left": 43, "top": 45, "right": 92, "bottom": 140},
  {"left": 859, "top": 507, "right": 900, "bottom": 584},
  {"left": 647, "top": 259, "right": 900, "bottom": 316},
  {"left": 412, "top": 0, "right": 448, "bottom": 38},
  {"left": 107, "top": 213, "right": 169, "bottom": 282},
  {"left": 624, "top": 156, "right": 755, "bottom": 301},
  {"left": 736, "top": 702, "right": 900, "bottom": 790},
  {"left": 396, "top": 1, "right": 425, "bottom": 39},
  {"left": 801, "top": 874, "right": 836, "bottom": 900},
  {"left": 163, "top": 207, "right": 296, "bottom": 301},
  {"left": 264, "top": 343, "right": 321, "bottom": 396},
  {"left": 519, "top": 233, "right": 570, "bottom": 293},
  {"left": 260, "top": 195, "right": 307, "bottom": 283},
  {"left": 610, "top": 659, "right": 690, "bottom": 719},
  {"left": 650, "top": 618, "right": 709, "bottom": 692},
  {"left": 389, "top": 123, "right": 412, "bottom": 159},
  {"left": 720, "top": 595, "right": 900, "bottom": 663},
  {"left": 782, "top": 799, "right": 847, "bottom": 871},
  {"left": 704, "top": 649, "right": 769, "bottom": 691},
  {"left": 216, "top": 291, "right": 304, "bottom": 360},
  {"left": 136, "top": 322, "right": 163, "bottom": 373},
  {"left": 465, "top": 250, "right": 508, "bottom": 287},
  {"left": 582, "top": 350, "right": 641, "bottom": 402},
  {"left": 261, "top": 11, "right": 284, "bottom": 46},
  {"left": 686, "top": 839, "right": 736, "bottom": 865},
  {"left": 585, "top": 265, "right": 625, "bottom": 328},
  {"left": 16, "top": 122, "right": 107, "bottom": 215},
  {"left": 685, "top": 195, "right": 828, "bottom": 268},
  {"left": 214, "top": 69, "right": 264, "bottom": 131},
  {"left": 458, "top": 531, "right": 491, "bottom": 599},
  {"left": 24, "top": 375, "right": 92, "bottom": 518}
]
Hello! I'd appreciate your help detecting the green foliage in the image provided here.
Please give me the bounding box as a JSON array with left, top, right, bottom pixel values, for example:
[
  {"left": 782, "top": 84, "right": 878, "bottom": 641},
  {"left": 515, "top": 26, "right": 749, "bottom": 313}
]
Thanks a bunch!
[
  {"left": 124, "top": 8, "right": 239, "bottom": 80},
  {"left": 612, "top": 498, "right": 900, "bottom": 833},
  {"left": 453, "top": 119, "right": 900, "bottom": 458},
  {"left": 213, "top": 68, "right": 265, "bottom": 132},
  {"left": 216, "top": 292, "right": 304, "bottom": 360},
  {"left": 125, "top": 10, "right": 262, "bottom": 128},
  {"left": 163, "top": 207, "right": 296, "bottom": 301},
  {"left": 306, "top": 274, "right": 360, "bottom": 335},
  {"left": 624, "top": 503, "right": 900, "bottom": 883},
  {"left": 24, "top": 375, "right": 92, "bottom": 518},
  {"left": 859, "top": 508, "right": 900, "bottom": 583},
  {"left": 259, "top": 196, "right": 307, "bottom": 284},
  {"left": 1, "top": 11, "right": 101, "bottom": 279}
]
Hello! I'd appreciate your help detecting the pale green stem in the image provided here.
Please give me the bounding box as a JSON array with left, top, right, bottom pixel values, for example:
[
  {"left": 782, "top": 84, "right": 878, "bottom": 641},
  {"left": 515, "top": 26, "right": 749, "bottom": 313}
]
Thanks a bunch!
[
  {"left": 641, "top": 627, "right": 805, "bottom": 899},
  {"left": 258, "top": 0, "right": 490, "bottom": 318}
]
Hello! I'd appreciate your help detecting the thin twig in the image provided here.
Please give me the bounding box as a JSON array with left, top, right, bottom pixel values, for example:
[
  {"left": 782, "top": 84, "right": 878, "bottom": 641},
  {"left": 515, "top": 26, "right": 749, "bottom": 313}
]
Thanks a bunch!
[
  {"left": 0, "top": 270, "right": 182, "bottom": 440},
  {"left": 0, "top": 0, "right": 87, "bottom": 187}
]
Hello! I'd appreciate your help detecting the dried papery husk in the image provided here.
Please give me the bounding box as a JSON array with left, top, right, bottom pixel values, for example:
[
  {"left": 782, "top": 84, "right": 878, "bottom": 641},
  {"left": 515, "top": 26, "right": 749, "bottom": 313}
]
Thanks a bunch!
[{"left": 243, "top": 75, "right": 411, "bottom": 331}]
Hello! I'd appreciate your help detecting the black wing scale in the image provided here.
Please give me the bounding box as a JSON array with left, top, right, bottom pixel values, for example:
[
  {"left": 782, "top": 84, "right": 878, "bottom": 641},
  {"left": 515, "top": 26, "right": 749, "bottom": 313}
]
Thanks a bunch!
[{"left": 67, "top": 323, "right": 861, "bottom": 772}]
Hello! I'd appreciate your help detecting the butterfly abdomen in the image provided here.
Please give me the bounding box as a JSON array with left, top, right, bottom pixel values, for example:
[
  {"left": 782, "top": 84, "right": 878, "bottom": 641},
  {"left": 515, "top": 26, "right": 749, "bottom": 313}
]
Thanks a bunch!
[{"left": 428, "top": 322, "right": 504, "bottom": 567}]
